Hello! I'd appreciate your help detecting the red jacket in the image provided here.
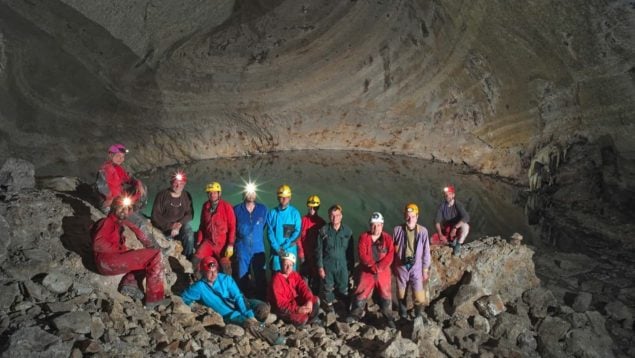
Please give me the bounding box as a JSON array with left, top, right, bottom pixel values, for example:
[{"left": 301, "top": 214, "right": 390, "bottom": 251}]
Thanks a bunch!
[
  {"left": 92, "top": 213, "right": 153, "bottom": 255},
  {"left": 269, "top": 271, "right": 315, "bottom": 314},
  {"left": 97, "top": 161, "right": 142, "bottom": 207},
  {"left": 298, "top": 214, "right": 325, "bottom": 262},
  {"left": 197, "top": 199, "right": 236, "bottom": 249},
  {"left": 358, "top": 231, "right": 394, "bottom": 274}
]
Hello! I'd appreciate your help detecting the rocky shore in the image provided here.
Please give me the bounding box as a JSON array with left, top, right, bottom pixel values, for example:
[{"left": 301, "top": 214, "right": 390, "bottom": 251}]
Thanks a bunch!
[{"left": 0, "top": 158, "right": 632, "bottom": 357}]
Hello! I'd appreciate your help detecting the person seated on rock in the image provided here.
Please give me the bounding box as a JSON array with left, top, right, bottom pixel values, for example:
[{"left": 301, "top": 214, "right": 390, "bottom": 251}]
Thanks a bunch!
[
  {"left": 269, "top": 252, "right": 320, "bottom": 326},
  {"left": 298, "top": 195, "right": 326, "bottom": 294},
  {"left": 347, "top": 212, "right": 396, "bottom": 328},
  {"left": 91, "top": 195, "right": 168, "bottom": 308},
  {"left": 150, "top": 171, "right": 195, "bottom": 260},
  {"left": 193, "top": 182, "right": 235, "bottom": 275},
  {"left": 431, "top": 185, "right": 470, "bottom": 256},
  {"left": 315, "top": 204, "right": 354, "bottom": 314},
  {"left": 96, "top": 143, "right": 155, "bottom": 243},
  {"left": 182, "top": 256, "right": 285, "bottom": 345},
  {"left": 392, "top": 203, "right": 431, "bottom": 320}
]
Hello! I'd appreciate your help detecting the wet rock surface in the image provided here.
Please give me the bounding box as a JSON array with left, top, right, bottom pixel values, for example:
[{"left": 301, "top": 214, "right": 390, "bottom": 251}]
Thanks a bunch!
[{"left": 0, "top": 158, "right": 632, "bottom": 356}]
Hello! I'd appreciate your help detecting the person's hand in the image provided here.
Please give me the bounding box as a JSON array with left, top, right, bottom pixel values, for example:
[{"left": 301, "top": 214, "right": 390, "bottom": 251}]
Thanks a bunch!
[
  {"left": 297, "top": 305, "right": 311, "bottom": 315},
  {"left": 170, "top": 223, "right": 181, "bottom": 237},
  {"left": 318, "top": 268, "right": 326, "bottom": 279},
  {"left": 225, "top": 245, "right": 234, "bottom": 258},
  {"left": 423, "top": 269, "right": 430, "bottom": 282},
  {"left": 138, "top": 183, "right": 146, "bottom": 196},
  {"left": 299, "top": 256, "right": 305, "bottom": 264},
  {"left": 450, "top": 227, "right": 457, "bottom": 239},
  {"left": 277, "top": 248, "right": 286, "bottom": 257},
  {"left": 439, "top": 234, "right": 447, "bottom": 243},
  {"left": 371, "top": 265, "right": 378, "bottom": 274}
]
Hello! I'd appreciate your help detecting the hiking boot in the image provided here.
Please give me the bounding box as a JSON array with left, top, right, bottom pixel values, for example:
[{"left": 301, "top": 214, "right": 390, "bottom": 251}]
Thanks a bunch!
[
  {"left": 119, "top": 285, "right": 144, "bottom": 301},
  {"left": 309, "top": 315, "right": 323, "bottom": 326},
  {"left": 453, "top": 242, "right": 462, "bottom": 256},
  {"left": 386, "top": 318, "right": 397, "bottom": 329},
  {"left": 398, "top": 299, "right": 408, "bottom": 320},
  {"left": 324, "top": 302, "right": 334, "bottom": 313}
]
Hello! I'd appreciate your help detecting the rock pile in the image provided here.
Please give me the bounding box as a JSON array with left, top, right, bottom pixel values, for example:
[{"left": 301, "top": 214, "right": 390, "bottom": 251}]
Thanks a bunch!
[{"left": 0, "top": 158, "right": 627, "bottom": 357}]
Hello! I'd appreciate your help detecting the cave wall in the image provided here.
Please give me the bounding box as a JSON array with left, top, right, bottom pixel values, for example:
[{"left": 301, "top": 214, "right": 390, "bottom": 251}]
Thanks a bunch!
[{"left": 0, "top": 0, "right": 632, "bottom": 180}]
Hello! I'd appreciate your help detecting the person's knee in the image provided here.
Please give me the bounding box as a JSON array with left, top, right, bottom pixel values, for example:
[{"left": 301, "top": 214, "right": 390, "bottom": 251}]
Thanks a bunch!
[{"left": 414, "top": 290, "right": 428, "bottom": 305}]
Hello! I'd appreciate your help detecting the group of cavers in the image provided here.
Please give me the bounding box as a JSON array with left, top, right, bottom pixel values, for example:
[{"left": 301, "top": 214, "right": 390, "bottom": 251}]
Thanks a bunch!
[{"left": 91, "top": 144, "right": 471, "bottom": 345}]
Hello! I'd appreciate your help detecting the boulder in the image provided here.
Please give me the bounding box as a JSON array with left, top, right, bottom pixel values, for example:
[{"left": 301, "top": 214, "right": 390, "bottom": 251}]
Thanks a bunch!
[
  {"left": 430, "top": 237, "right": 539, "bottom": 305},
  {"left": 470, "top": 315, "right": 490, "bottom": 334},
  {"left": 380, "top": 332, "right": 419, "bottom": 358},
  {"left": 0, "top": 215, "right": 9, "bottom": 265},
  {"left": 0, "top": 158, "right": 35, "bottom": 195},
  {"left": 604, "top": 300, "right": 633, "bottom": 329},
  {"left": 522, "top": 287, "right": 558, "bottom": 319},
  {"left": 411, "top": 317, "right": 445, "bottom": 358},
  {"left": 42, "top": 271, "right": 74, "bottom": 294},
  {"left": 537, "top": 316, "right": 570, "bottom": 357},
  {"left": 37, "top": 176, "right": 80, "bottom": 192},
  {"left": 3, "top": 326, "right": 73, "bottom": 357},
  {"left": 0, "top": 281, "right": 19, "bottom": 310},
  {"left": 224, "top": 324, "right": 245, "bottom": 338},
  {"left": 570, "top": 291, "right": 592, "bottom": 312},
  {"left": 474, "top": 294, "right": 506, "bottom": 318},
  {"left": 52, "top": 311, "right": 92, "bottom": 334}
]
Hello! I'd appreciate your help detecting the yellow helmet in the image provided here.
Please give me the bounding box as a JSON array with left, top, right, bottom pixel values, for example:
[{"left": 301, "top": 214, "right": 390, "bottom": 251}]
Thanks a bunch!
[
  {"left": 306, "top": 195, "right": 321, "bottom": 207},
  {"left": 205, "top": 182, "right": 222, "bottom": 193},
  {"left": 404, "top": 203, "right": 419, "bottom": 215},
  {"left": 277, "top": 184, "right": 292, "bottom": 198}
]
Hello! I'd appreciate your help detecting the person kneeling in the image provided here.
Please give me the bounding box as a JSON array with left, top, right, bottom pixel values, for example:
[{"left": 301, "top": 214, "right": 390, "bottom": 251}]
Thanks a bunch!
[
  {"left": 270, "top": 252, "right": 320, "bottom": 326},
  {"left": 181, "top": 256, "right": 285, "bottom": 345}
]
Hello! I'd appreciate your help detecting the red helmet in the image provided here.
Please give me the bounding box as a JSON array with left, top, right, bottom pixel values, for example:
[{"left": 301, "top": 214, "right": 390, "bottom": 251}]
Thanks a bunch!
[
  {"left": 444, "top": 185, "right": 456, "bottom": 194},
  {"left": 200, "top": 256, "right": 218, "bottom": 272}
]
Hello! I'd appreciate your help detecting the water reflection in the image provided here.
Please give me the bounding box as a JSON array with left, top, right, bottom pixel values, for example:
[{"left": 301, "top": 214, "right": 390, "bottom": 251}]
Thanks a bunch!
[{"left": 139, "top": 150, "right": 537, "bottom": 243}]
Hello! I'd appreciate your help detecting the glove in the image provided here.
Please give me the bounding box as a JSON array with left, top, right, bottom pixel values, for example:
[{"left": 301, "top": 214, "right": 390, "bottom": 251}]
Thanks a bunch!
[
  {"left": 225, "top": 245, "right": 234, "bottom": 258},
  {"left": 278, "top": 248, "right": 286, "bottom": 257}
]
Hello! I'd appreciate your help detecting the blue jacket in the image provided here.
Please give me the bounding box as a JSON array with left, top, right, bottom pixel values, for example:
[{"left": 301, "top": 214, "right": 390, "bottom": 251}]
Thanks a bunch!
[
  {"left": 266, "top": 204, "right": 301, "bottom": 271},
  {"left": 181, "top": 273, "right": 254, "bottom": 325},
  {"left": 234, "top": 202, "right": 268, "bottom": 255}
]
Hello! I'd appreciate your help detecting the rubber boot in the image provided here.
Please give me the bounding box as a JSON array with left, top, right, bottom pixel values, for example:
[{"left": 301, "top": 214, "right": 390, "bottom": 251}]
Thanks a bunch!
[
  {"left": 346, "top": 299, "right": 366, "bottom": 323},
  {"left": 415, "top": 304, "right": 426, "bottom": 318},
  {"left": 453, "top": 242, "right": 462, "bottom": 256},
  {"left": 398, "top": 298, "right": 409, "bottom": 320},
  {"left": 380, "top": 299, "right": 396, "bottom": 329}
]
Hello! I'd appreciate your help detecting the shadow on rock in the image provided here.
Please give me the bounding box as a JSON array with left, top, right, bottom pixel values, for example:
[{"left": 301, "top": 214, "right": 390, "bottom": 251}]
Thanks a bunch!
[
  {"left": 168, "top": 256, "right": 192, "bottom": 295},
  {"left": 57, "top": 193, "right": 99, "bottom": 273}
]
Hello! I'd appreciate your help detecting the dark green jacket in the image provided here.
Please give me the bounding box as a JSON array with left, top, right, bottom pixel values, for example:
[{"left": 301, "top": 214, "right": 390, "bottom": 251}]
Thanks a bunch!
[{"left": 315, "top": 223, "right": 354, "bottom": 271}]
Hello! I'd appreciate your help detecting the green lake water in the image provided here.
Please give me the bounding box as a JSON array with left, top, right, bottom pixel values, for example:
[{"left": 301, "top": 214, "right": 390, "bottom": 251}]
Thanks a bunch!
[{"left": 139, "top": 150, "right": 537, "bottom": 244}]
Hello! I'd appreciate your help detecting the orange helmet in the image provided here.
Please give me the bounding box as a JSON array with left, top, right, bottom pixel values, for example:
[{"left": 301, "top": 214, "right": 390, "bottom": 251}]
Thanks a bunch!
[{"left": 404, "top": 203, "right": 419, "bottom": 215}]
